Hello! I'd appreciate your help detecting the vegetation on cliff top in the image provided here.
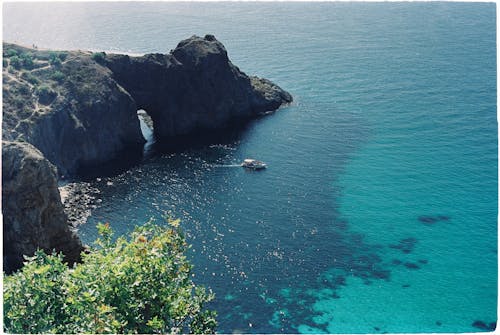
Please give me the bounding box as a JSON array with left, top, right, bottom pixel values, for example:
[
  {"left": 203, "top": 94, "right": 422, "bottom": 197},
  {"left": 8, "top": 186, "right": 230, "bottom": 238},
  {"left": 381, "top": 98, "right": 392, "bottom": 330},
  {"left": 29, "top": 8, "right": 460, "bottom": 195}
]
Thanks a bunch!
[{"left": 3, "top": 220, "right": 217, "bottom": 334}]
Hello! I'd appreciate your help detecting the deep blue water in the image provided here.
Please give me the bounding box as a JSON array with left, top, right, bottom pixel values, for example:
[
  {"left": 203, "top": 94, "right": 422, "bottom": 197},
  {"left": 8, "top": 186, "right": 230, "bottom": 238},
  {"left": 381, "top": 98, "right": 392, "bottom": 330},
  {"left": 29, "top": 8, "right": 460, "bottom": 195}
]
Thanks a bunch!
[{"left": 3, "top": 2, "right": 497, "bottom": 333}]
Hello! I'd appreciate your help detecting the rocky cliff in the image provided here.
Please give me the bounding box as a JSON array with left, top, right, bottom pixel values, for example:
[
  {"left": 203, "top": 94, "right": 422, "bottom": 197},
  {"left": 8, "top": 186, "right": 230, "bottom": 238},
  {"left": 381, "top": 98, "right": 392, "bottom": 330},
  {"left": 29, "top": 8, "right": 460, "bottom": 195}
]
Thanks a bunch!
[
  {"left": 3, "top": 35, "right": 291, "bottom": 175},
  {"left": 2, "top": 141, "right": 83, "bottom": 273},
  {"left": 105, "top": 34, "right": 292, "bottom": 140},
  {"left": 3, "top": 44, "right": 146, "bottom": 176}
]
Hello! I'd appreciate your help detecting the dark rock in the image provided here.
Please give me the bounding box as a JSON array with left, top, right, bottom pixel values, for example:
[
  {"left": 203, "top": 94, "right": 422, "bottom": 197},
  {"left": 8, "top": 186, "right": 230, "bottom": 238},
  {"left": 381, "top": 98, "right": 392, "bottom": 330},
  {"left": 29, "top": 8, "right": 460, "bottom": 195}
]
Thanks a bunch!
[
  {"left": 2, "top": 141, "right": 83, "bottom": 273},
  {"left": 436, "top": 321, "right": 442, "bottom": 326},
  {"left": 418, "top": 216, "right": 438, "bottom": 224},
  {"left": 372, "top": 269, "right": 390, "bottom": 280},
  {"left": 418, "top": 215, "right": 450, "bottom": 225},
  {"left": 418, "top": 259, "right": 428, "bottom": 264},
  {"left": 105, "top": 34, "right": 292, "bottom": 141},
  {"left": 389, "top": 237, "right": 417, "bottom": 254},
  {"left": 374, "top": 327, "right": 380, "bottom": 331},
  {"left": 472, "top": 321, "right": 496, "bottom": 331},
  {"left": 402, "top": 284, "right": 411, "bottom": 288},
  {"left": 404, "top": 262, "right": 420, "bottom": 270}
]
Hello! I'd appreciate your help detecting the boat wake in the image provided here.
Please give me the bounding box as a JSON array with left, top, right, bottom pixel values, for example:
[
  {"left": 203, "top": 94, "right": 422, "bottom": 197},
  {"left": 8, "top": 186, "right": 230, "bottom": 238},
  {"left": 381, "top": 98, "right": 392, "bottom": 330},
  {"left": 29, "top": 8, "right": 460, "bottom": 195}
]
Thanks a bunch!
[{"left": 213, "top": 164, "right": 242, "bottom": 168}]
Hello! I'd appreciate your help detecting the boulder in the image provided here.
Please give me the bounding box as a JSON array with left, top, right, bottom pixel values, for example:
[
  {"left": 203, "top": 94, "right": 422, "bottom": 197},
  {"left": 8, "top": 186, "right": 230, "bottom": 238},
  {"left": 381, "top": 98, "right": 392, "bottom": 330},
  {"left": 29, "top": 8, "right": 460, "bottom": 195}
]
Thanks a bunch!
[{"left": 2, "top": 141, "right": 83, "bottom": 273}]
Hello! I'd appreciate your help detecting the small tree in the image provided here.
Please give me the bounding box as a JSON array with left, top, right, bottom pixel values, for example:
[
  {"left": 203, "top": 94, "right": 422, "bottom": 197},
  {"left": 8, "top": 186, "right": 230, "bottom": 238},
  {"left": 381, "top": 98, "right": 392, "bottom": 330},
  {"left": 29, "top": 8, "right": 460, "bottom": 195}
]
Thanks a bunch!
[
  {"left": 20, "top": 52, "right": 35, "bottom": 69},
  {"left": 4, "top": 220, "right": 217, "bottom": 334},
  {"left": 21, "top": 72, "right": 40, "bottom": 85},
  {"left": 9, "top": 56, "right": 21, "bottom": 69},
  {"left": 91, "top": 52, "right": 107, "bottom": 64},
  {"left": 50, "top": 71, "right": 65, "bottom": 83},
  {"left": 4, "top": 48, "right": 18, "bottom": 58},
  {"left": 49, "top": 54, "right": 62, "bottom": 66}
]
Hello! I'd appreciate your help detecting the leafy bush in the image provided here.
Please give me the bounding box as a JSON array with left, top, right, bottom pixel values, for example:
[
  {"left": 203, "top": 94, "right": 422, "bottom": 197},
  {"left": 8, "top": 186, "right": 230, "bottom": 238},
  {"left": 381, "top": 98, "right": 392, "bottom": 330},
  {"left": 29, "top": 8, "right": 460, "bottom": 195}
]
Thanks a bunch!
[
  {"left": 9, "top": 56, "right": 21, "bottom": 69},
  {"left": 48, "top": 51, "right": 68, "bottom": 66},
  {"left": 17, "top": 84, "right": 31, "bottom": 96},
  {"left": 20, "top": 52, "right": 35, "bottom": 69},
  {"left": 9, "top": 52, "right": 35, "bottom": 70},
  {"left": 49, "top": 54, "right": 61, "bottom": 66},
  {"left": 4, "top": 48, "right": 18, "bottom": 57},
  {"left": 91, "top": 52, "right": 107, "bottom": 64},
  {"left": 21, "top": 72, "right": 40, "bottom": 85},
  {"left": 4, "top": 220, "right": 217, "bottom": 334},
  {"left": 50, "top": 71, "right": 65, "bottom": 83},
  {"left": 58, "top": 52, "right": 68, "bottom": 61}
]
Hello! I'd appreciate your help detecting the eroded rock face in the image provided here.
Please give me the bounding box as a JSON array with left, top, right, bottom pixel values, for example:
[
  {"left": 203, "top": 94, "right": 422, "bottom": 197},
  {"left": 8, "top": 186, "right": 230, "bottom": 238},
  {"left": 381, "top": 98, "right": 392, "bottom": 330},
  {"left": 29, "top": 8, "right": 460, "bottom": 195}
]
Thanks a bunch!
[
  {"left": 2, "top": 141, "right": 83, "bottom": 273},
  {"left": 3, "top": 45, "right": 146, "bottom": 176},
  {"left": 105, "top": 34, "right": 293, "bottom": 140}
]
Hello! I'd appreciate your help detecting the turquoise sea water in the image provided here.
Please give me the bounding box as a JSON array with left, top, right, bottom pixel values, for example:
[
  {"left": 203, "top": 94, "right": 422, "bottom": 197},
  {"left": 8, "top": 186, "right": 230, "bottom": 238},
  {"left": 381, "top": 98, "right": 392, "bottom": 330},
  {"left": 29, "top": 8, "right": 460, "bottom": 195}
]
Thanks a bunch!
[{"left": 3, "top": 2, "right": 497, "bottom": 333}]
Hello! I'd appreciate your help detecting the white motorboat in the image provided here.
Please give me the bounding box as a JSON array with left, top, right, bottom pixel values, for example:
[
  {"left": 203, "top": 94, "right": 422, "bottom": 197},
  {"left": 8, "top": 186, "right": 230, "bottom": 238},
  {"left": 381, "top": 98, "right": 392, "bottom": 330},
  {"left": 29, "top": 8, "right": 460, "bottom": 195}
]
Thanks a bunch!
[{"left": 241, "top": 159, "right": 267, "bottom": 169}]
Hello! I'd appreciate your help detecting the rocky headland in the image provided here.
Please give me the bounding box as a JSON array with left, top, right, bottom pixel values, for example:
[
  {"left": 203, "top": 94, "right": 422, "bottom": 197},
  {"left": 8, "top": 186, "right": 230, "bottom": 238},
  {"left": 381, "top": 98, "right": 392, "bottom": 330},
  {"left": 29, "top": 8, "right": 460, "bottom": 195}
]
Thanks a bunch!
[
  {"left": 3, "top": 34, "right": 292, "bottom": 176},
  {"left": 2, "top": 34, "right": 291, "bottom": 272}
]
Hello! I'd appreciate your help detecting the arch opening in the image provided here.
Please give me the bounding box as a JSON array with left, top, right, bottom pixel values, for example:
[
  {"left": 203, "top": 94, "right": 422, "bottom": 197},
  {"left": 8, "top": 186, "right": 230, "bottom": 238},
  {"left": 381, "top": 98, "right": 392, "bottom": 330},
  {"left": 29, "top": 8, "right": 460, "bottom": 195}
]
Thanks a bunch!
[{"left": 137, "top": 109, "right": 156, "bottom": 156}]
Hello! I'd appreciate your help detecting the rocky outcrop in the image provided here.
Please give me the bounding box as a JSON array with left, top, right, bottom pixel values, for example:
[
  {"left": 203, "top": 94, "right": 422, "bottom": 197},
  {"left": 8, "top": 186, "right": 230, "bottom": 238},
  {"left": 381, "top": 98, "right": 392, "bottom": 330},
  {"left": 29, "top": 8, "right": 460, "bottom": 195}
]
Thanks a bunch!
[
  {"left": 3, "top": 44, "right": 146, "bottom": 176},
  {"left": 105, "top": 34, "right": 293, "bottom": 140},
  {"left": 2, "top": 141, "right": 83, "bottom": 273},
  {"left": 3, "top": 35, "right": 291, "bottom": 175}
]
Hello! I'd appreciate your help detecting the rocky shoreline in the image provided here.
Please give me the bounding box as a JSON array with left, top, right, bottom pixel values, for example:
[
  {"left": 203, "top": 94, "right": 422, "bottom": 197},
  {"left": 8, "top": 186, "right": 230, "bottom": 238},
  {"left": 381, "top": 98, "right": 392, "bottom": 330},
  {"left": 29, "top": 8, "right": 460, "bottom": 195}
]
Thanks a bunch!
[
  {"left": 2, "top": 34, "right": 292, "bottom": 273},
  {"left": 58, "top": 182, "right": 101, "bottom": 228}
]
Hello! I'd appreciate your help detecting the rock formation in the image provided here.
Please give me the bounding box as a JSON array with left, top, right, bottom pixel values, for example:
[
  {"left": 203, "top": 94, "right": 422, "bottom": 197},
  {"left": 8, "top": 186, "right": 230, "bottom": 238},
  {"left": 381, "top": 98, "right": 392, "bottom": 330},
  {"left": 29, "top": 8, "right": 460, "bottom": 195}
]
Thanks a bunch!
[
  {"left": 105, "top": 34, "right": 293, "bottom": 140},
  {"left": 3, "top": 44, "right": 145, "bottom": 176},
  {"left": 3, "top": 35, "right": 291, "bottom": 176},
  {"left": 2, "top": 141, "right": 83, "bottom": 273}
]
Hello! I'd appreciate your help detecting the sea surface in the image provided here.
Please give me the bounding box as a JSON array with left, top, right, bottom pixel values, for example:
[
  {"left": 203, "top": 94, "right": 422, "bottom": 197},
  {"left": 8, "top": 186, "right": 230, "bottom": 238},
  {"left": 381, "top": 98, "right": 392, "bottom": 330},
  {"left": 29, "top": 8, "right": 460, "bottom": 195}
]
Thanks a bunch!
[{"left": 3, "top": 2, "right": 497, "bottom": 333}]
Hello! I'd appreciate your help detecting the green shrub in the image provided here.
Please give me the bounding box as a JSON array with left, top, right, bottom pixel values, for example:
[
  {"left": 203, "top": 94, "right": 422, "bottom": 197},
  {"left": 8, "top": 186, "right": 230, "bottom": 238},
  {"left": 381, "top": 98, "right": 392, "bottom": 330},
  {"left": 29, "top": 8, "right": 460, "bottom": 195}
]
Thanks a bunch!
[
  {"left": 48, "top": 51, "right": 68, "bottom": 66},
  {"left": 9, "top": 56, "right": 21, "bottom": 69},
  {"left": 4, "top": 220, "right": 217, "bottom": 334},
  {"left": 4, "top": 48, "right": 18, "bottom": 57},
  {"left": 21, "top": 72, "right": 40, "bottom": 85},
  {"left": 49, "top": 55, "right": 61, "bottom": 66},
  {"left": 9, "top": 52, "right": 35, "bottom": 70},
  {"left": 91, "top": 52, "right": 106, "bottom": 64},
  {"left": 20, "top": 52, "right": 35, "bottom": 69},
  {"left": 58, "top": 52, "right": 68, "bottom": 61},
  {"left": 50, "top": 71, "right": 65, "bottom": 83},
  {"left": 17, "top": 84, "right": 31, "bottom": 96}
]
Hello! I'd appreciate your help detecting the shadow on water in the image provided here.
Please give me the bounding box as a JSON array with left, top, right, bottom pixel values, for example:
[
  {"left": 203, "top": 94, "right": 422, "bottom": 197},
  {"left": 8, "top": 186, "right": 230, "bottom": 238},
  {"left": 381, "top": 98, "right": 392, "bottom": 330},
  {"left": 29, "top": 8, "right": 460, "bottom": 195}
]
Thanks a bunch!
[{"left": 75, "top": 115, "right": 257, "bottom": 182}]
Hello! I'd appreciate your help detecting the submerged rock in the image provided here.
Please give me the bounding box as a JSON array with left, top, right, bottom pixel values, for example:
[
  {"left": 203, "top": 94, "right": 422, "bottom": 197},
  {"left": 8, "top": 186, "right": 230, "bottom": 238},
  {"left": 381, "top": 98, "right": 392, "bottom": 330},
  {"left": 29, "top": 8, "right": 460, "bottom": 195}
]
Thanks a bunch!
[
  {"left": 2, "top": 141, "right": 83, "bottom": 273},
  {"left": 418, "top": 215, "right": 451, "bottom": 225},
  {"left": 389, "top": 237, "right": 418, "bottom": 254},
  {"left": 472, "top": 320, "right": 496, "bottom": 331}
]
